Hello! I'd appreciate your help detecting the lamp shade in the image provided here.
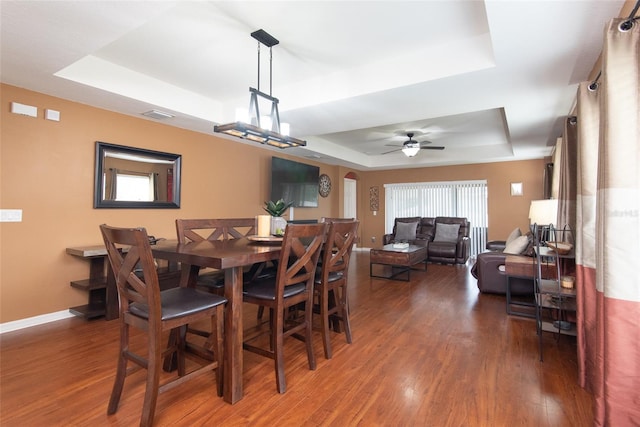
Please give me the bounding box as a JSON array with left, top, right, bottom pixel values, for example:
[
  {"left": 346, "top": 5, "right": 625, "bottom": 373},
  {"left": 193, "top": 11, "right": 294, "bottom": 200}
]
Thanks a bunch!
[{"left": 528, "top": 199, "right": 558, "bottom": 226}]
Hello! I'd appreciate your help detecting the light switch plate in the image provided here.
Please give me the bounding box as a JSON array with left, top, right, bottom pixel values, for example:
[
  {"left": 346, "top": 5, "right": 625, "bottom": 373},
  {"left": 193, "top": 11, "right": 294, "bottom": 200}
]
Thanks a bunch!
[
  {"left": 45, "top": 109, "right": 60, "bottom": 121},
  {"left": 0, "top": 209, "right": 23, "bottom": 222}
]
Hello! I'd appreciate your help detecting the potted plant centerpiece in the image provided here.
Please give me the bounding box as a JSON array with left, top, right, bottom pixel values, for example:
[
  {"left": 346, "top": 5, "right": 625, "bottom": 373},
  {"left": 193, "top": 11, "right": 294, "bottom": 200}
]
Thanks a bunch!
[{"left": 264, "top": 199, "right": 293, "bottom": 236}]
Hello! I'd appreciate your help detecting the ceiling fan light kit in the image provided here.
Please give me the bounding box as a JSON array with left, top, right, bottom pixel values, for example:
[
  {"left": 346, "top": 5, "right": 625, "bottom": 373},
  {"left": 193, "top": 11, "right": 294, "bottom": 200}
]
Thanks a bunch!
[
  {"left": 214, "top": 29, "right": 306, "bottom": 149},
  {"left": 402, "top": 143, "right": 421, "bottom": 157}
]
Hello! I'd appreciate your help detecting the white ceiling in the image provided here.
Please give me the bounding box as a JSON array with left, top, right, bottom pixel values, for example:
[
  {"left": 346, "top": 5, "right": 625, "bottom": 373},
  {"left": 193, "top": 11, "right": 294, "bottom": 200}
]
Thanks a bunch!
[{"left": 0, "top": 1, "right": 625, "bottom": 171}]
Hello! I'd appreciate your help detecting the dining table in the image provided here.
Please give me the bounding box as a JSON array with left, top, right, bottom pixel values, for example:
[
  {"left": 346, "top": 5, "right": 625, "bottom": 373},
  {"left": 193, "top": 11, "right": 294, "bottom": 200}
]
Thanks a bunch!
[{"left": 151, "top": 237, "right": 282, "bottom": 404}]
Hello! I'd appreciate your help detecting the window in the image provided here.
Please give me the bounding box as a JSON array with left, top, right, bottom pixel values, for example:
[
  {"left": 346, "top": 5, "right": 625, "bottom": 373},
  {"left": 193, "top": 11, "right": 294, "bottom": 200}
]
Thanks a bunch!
[
  {"left": 115, "top": 173, "right": 154, "bottom": 202},
  {"left": 384, "top": 180, "right": 488, "bottom": 256}
]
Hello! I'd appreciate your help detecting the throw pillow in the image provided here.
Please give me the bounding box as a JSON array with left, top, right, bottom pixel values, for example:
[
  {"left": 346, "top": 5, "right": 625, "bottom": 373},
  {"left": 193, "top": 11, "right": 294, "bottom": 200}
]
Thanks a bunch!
[
  {"left": 395, "top": 221, "right": 418, "bottom": 242},
  {"left": 505, "top": 227, "right": 522, "bottom": 246},
  {"left": 522, "top": 231, "right": 535, "bottom": 257},
  {"left": 503, "top": 235, "right": 529, "bottom": 254},
  {"left": 433, "top": 223, "right": 460, "bottom": 243}
]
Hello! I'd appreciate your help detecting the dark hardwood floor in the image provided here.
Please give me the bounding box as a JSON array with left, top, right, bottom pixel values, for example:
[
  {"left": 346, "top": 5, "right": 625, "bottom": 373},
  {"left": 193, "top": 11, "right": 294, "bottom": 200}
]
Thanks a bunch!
[{"left": 0, "top": 251, "right": 593, "bottom": 426}]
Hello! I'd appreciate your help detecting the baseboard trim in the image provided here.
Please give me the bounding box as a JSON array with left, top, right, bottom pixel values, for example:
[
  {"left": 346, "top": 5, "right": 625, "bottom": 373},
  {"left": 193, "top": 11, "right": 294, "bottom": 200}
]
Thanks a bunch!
[{"left": 0, "top": 310, "right": 75, "bottom": 334}]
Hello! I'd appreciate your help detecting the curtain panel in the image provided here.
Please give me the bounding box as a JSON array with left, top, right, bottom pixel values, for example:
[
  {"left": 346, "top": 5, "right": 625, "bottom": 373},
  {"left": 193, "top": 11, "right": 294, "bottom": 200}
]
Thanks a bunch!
[{"left": 574, "top": 17, "right": 640, "bottom": 426}]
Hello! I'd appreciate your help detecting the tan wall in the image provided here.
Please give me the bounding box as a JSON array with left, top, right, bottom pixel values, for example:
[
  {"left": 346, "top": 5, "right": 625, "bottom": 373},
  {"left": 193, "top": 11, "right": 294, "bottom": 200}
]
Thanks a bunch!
[
  {"left": 1, "top": 84, "right": 548, "bottom": 323},
  {"left": 0, "top": 84, "right": 340, "bottom": 323}
]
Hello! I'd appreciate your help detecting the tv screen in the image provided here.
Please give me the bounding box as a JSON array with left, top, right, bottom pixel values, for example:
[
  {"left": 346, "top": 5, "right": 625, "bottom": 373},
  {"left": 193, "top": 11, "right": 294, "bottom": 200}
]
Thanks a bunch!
[{"left": 270, "top": 157, "right": 319, "bottom": 208}]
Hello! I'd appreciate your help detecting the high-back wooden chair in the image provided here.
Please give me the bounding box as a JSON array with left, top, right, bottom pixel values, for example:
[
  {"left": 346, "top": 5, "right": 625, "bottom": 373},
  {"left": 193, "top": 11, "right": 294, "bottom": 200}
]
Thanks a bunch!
[
  {"left": 175, "top": 218, "right": 256, "bottom": 293},
  {"left": 242, "top": 223, "right": 327, "bottom": 393},
  {"left": 100, "top": 224, "right": 227, "bottom": 427},
  {"left": 315, "top": 220, "right": 359, "bottom": 359},
  {"left": 176, "top": 218, "right": 255, "bottom": 243}
]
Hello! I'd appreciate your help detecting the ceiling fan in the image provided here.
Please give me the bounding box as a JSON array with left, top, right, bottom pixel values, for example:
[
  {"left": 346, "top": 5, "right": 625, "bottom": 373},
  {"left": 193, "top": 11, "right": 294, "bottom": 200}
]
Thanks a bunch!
[{"left": 382, "top": 133, "right": 445, "bottom": 157}]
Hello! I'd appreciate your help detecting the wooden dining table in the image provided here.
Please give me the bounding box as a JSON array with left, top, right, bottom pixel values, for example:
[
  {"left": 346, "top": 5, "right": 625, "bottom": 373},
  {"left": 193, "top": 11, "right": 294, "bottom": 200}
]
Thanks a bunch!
[{"left": 151, "top": 237, "right": 282, "bottom": 404}]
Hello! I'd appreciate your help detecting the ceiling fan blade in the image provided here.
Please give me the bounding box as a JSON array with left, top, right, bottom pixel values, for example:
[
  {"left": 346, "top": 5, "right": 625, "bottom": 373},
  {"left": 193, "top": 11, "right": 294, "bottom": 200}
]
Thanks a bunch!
[
  {"left": 421, "top": 146, "right": 445, "bottom": 150},
  {"left": 384, "top": 143, "right": 403, "bottom": 147},
  {"left": 381, "top": 147, "right": 403, "bottom": 155}
]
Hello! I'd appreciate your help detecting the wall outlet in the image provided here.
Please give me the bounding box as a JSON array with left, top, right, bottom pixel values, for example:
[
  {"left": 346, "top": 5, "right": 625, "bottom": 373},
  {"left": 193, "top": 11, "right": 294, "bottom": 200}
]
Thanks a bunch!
[{"left": 371, "top": 236, "right": 376, "bottom": 242}]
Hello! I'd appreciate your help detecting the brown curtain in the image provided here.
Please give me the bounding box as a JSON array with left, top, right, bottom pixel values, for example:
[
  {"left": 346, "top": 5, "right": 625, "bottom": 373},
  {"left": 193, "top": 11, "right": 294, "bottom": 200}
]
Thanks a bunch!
[
  {"left": 557, "top": 117, "right": 577, "bottom": 243},
  {"left": 574, "top": 17, "right": 640, "bottom": 426},
  {"left": 107, "top": 168, "right": 118, "bottom": 200}
]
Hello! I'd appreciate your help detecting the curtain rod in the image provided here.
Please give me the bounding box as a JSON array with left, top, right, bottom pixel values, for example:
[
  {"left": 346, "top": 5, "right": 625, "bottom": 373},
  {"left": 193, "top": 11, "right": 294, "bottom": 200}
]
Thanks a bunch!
[
  {"left": 589, "top": 0, "right": 639, "bottom": 91},
  {"left": 628, "top": 0, "right": 640, "bottom": 21}
]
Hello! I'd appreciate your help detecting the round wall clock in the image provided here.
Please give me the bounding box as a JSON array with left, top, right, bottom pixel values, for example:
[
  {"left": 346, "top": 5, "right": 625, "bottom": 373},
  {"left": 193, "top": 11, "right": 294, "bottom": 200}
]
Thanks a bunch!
[{"left": 318, "top": 174, "right": 332, "bottom": 197}]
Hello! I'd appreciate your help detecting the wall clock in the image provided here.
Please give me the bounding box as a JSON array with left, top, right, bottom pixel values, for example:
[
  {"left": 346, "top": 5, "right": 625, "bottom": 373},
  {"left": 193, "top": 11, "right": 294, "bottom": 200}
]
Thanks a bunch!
[{"left": 318, "top": 174, "right": 331, "bottom": 197}]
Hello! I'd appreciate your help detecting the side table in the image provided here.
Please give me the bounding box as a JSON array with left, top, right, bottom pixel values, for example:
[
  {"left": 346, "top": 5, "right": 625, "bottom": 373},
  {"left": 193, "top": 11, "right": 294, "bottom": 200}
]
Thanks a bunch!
[{"left": 505, "top": 255, "right": 557, "bottom": 318}]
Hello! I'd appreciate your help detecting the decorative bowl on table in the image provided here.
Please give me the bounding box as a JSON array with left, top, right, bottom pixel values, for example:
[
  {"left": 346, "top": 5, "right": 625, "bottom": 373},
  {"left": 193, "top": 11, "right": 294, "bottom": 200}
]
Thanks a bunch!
[{"left": 546, "top": 241, "right": 573, "bottom": 255}]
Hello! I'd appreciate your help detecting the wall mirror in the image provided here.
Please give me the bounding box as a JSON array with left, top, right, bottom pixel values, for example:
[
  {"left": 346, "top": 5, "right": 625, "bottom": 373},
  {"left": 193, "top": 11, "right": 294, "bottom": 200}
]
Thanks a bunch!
[{"left": 94, "top": 142, "right": 181, "bottom": 209}]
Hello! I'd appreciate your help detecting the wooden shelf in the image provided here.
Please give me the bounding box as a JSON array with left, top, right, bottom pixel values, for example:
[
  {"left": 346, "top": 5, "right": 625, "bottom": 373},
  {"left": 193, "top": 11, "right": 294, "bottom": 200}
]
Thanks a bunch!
[
  {"left": 69, "top": 304, "right": 106, "bottom": 319},
  {"left": 70, "top": 277, "right": 108, "bottom": 291}
]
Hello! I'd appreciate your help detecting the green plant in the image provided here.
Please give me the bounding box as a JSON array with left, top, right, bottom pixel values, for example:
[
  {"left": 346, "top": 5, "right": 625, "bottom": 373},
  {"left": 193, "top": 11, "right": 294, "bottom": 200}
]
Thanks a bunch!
[{"left": 263, "top": 199, "right": 293, "bottom": 217}]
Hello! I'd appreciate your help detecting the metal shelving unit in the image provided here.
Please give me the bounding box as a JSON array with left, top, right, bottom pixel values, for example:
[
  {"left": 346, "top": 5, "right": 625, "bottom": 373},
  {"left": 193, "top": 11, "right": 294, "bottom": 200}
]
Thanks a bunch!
[{"left": 533, "top": 224, "right": 576, "bottom": 361}]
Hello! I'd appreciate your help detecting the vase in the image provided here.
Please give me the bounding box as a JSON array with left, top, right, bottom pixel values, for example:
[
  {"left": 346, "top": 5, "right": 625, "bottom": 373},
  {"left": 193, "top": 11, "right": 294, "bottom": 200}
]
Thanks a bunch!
[{"left": 270, "top": 216, "right": 287, "bottom": 236}]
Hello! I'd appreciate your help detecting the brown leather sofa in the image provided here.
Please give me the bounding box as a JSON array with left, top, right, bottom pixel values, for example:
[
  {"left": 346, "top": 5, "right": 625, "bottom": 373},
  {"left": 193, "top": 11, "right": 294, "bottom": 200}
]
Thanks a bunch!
[
  {"left": 383, "top": 216, "right": 471, "bottom": 264},
  {"left": 472, "top": 251, "right": 533, "bottom": 294},
  {"left": 471, "top": 234, "right": 554, "bottom": 294}
]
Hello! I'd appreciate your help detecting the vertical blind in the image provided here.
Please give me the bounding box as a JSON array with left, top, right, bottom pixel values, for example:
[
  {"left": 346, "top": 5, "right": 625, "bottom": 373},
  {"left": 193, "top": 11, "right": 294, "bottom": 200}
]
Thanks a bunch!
[{"left": 384, "top": 180, "right": 488, "bottom": 256}]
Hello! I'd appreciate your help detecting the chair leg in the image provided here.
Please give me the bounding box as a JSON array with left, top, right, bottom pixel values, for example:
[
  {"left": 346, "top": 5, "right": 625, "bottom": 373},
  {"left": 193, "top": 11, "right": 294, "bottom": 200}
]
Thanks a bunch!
[
  {"left": 305, "top": 299, "right": 317, "bottom": 370},
  {"left": 269, "top": 308, "right": 275, "bottom": 351},
  {"left": 319, "top": 288, "right": 333, "bottom": 359},
  {"left": 176, "top": 326, "right": 186, "bottom": 376},
  {"left": 107, "top": 322, "right": 129, "bottom": 415},
  {"left": 273, "top": 310, "right": 286, "bottom": 393},
  {"left": 140, "top": 331, "right": 163, "bottom": 427},
  {"left": 328, "top": 289, "right": 342, "bottom": 333},
  {"left": 341, "top": 290, "right": 353, "bottom": 344},
  {"left": 213, "top": 305, "right": 224, "bottom": 397}
]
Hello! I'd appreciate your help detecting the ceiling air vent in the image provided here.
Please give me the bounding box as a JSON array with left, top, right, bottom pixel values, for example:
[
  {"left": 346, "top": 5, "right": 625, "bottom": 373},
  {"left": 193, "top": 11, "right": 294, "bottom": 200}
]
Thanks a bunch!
[{"left": 142, "top": 109, "right": 174, "bottom": 120}]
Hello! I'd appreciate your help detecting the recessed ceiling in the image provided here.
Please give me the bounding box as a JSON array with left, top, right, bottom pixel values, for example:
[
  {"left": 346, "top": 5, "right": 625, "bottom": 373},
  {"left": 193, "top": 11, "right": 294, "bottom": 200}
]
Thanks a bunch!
[{"left": 0, "top": 1, "right": 625, "bottom": 170}]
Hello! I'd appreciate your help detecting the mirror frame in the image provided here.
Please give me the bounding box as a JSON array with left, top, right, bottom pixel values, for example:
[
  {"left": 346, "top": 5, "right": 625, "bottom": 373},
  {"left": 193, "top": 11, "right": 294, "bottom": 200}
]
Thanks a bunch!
[{"left": 94, "top": 141, "right": 182, "bottom": 209}]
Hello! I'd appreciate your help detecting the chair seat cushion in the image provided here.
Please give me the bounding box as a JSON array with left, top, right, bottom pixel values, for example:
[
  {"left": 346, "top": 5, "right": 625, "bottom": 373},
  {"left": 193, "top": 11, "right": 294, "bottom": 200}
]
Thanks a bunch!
[
  {"left": 314, "top": 271, "right": 343, "bottom": 285},
  {"left": 243, "top": 278, "right": 306, "bottom": 301},
  {"left": 129, "top": 287, "right": 227, "bottom": 321},
  {"left": 428, "top": 241, "right": 457, "bottom": 257}
]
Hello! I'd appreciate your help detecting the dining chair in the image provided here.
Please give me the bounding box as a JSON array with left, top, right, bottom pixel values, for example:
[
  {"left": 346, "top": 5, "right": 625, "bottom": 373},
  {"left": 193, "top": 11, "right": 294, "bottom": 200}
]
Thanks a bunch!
[
  {"left": 176, "top": 218, "right": 257, "bottom": 294},
  {"left": 314, "top": 220, "right": 359, "bottom": 359},
  {"left": 242, "top": 222, "right": 327, "bottom": 393},
  {"left": 175, "top": 218, "right": 262, "bottom": 357},
  {"left": 100, "top": 224, "right": 227, "bottom": 427}
]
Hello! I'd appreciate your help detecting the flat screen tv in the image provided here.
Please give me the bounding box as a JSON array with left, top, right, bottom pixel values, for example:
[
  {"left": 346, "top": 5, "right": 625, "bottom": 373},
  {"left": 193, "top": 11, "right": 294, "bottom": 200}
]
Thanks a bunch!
[{"left": 270, "top": 157, "right": 319, "bottom": 208}]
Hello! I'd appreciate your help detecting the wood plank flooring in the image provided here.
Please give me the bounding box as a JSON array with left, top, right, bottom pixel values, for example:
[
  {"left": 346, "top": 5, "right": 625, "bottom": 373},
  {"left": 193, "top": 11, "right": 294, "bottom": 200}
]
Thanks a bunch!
[{"left": 0, "top": 251, "right": 593, "bottom": 426}]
